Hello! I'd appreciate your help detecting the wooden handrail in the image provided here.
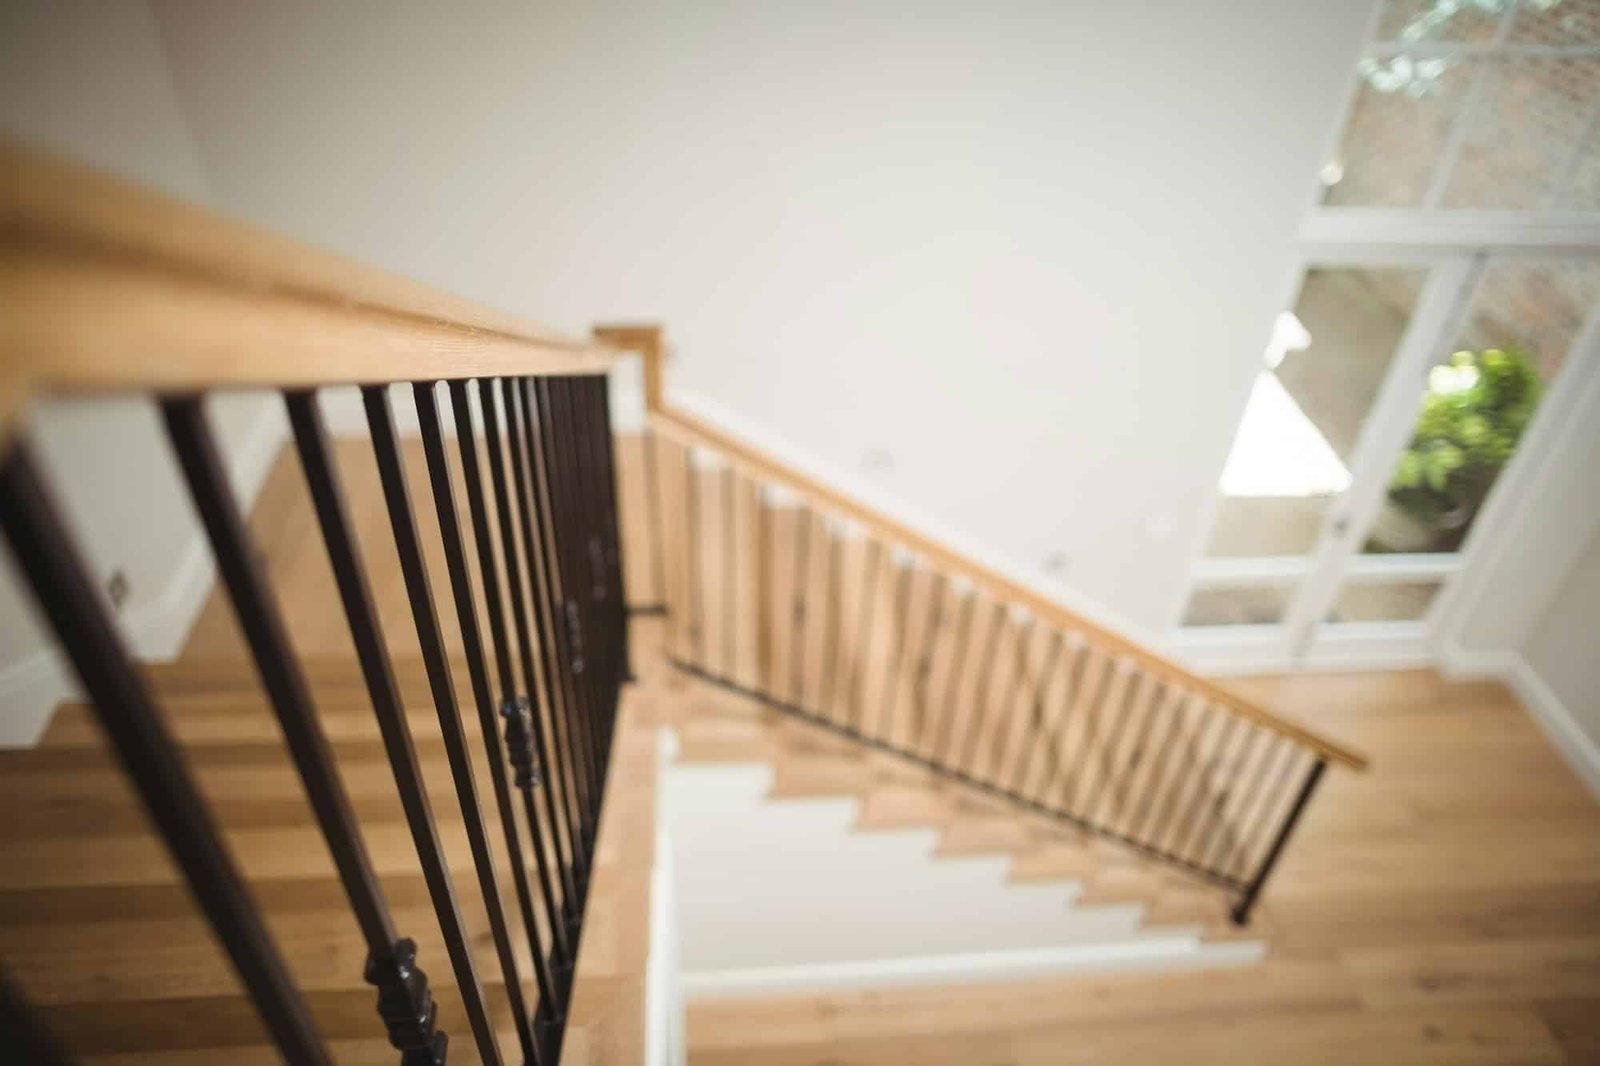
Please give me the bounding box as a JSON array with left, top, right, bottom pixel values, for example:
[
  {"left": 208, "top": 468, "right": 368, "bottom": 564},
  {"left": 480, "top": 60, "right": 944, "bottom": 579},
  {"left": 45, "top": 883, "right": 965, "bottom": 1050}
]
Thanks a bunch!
[
  {"left": 595, "top": 322, "right": 1369, "bottom": 772},
  {"left": 1, "top": 145, "right": 615, "bottom": 435}
]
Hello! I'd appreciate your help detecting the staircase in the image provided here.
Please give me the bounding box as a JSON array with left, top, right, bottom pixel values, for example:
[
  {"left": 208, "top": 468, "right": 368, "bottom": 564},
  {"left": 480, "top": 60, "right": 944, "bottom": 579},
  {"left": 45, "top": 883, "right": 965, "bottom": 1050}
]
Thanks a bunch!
[
  {"left": 603, "top": 325, "right": 1366, "bottom": 930},
  {"left": 0, "top": 148, "right": 1369, "bottom": 1064},
  {"left": 660, "top": 666, "right": 1267, "bottom": 997}
]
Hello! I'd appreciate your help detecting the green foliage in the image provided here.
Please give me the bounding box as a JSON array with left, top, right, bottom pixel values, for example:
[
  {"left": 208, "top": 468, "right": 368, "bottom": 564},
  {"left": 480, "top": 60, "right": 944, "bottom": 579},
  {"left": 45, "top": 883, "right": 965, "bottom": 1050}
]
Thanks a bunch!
[{"left": 1388, "top": 347, "right": 1541, "bottom": 528}]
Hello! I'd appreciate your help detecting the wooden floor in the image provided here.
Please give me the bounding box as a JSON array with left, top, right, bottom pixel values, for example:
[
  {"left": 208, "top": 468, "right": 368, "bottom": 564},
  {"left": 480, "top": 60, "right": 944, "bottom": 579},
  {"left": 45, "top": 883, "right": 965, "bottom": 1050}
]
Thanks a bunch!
[
  {"left": 3, "top": 432, "right": 1599, "bottom": 1064},
  {"left": 687, "top": 668, "right": 1600, "bottom": 1065}
]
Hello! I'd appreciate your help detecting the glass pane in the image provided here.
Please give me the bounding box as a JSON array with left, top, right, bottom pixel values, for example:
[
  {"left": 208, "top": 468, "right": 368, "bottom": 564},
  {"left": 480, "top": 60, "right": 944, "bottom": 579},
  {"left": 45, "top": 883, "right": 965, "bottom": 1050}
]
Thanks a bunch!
[
  {"left": 1364, "top": 257, "right": 1600, "bottom": 555},
  {"left": 1182, "top": 586, "right": 1290, "bottom": 627},
  {"left": 1323, "top": 60, "right": 1471, "bottom": 208},
  {"left": 1374, "top": 0, "right": 1503, "bottom": 44},
  {"left": 1508, "top": 0, "right": 1600, "bottom": 45},
  {"left": 1206, "top": 266, "right": 1427, "bottom": 559},
  {"left": 1326, "top": 580, "right": 1443, "bottom": 623},
  {"left": 1442, "top": 57, "right": 1600, "bottom": 210}
]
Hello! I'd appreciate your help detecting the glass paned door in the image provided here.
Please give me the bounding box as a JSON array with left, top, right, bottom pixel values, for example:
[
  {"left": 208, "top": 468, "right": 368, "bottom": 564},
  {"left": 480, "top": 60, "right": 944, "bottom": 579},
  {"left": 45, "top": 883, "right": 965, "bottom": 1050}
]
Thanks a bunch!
[
  {"left": 1360, "top": 256, "right": 1600, "bottom": 556},
  {"left": 1183, "top": 249, "right": 1600, "bottom": 661},
  {"left": 1184, "top": 260, "right": 1443, "bottom": 632}
]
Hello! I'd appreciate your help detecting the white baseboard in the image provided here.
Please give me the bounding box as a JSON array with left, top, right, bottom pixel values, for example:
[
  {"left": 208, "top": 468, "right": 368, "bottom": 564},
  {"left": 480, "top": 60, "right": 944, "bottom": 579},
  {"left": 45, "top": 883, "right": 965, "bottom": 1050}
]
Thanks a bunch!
[
  {"left": 0, "top": 652, "right": 78, "bottom": 746},
  {"left": 0, "top": 406, "right": 285, "bottom": 748},
  {"left": 1439, "top": 642, "right": 1600, "bottom": 802},
  {"left": 1503, "top": 656, "right": 1600, "bottom": 802},
  {"left": 681, "top": 936, "right": 1265, "bottom": 1000}
]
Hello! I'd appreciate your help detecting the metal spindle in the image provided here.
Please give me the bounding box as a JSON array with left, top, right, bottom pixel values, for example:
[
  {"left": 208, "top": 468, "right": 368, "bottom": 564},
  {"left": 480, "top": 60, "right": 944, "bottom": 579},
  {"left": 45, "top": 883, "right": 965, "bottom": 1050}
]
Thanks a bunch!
[
  {"left": 641, "top": 427, "right": 670, "bottom": 608},
  {"left": 1004, "top": 630, "right": 1068, "bottom": 794},
  {"left": 586, "top": 375, "right": 632, "bottom": 687},
  {"left": 1199, "top": 728, "right": 1267, "bottom": 873},
  {"left": 1172, "top": 712, "right": 1241, "bottom": 862},
  {"left": 787, "top": 505, "right": 813, "bottom": 706},
  {"left": 161, "top": 398, "right": 448, "bottom": 1064},
  {"left": 1227, "top": 740, "right": 1300, "bottom": 880},
  {"left": 983, "top": 617, "right": 1035, "bottom": 781},
  {"left": 722, "top": 463, "right": 737, "bottom": 680},
  {"left": 413, "top": 382, "right": 562, "bottom": 1033},
  {"left": 756, "top": 488, "right": 773, "bottom": 693},
  {"left": 1232, "top": 759, "right": 1327, "bottom": 925},
  {"left": 1026, "top": 640, "right": 1089, "bottom": 804},
  {"left": 817, "top": 526, "right": 846, "bottom": 720},
  {"left": 535, "top": 379, "right": 610, "bottom": 816},
  {"left": 511, "top": 380, "right": 594, "bottom": 852},
  {"left": 875, "top": 557, "right": 914, "bottom": 743},
  {"left": 476, "top": 379, "right": 581, "bottom": 952},
  {"left": 1059, "top": 653, "right": 1117, "bottom": 817},
  {"left": 849, "top": 538, "right": 884, "bottom": 735},
  {"left": 1192, "top": 720, "right": 1257, "bottom": 871},
  {"left": 907, "top": 573, "right": 947, "bottom": 752},
  {"left": 957, "top": 603, "right": 1010, "bottom": 773},
  {"left": 362, "top": 385, "right": 538, "bottom": 1062},
  {"left": 1148, "top": 702, "right": 1228, "bottom": 855},
  {"left": 448, "top": 380, "right": 575, "bottom": 974},
  {"left": 1126, "top": 688, "right": 1188, "bottom": 842},
  {"left": 0, "top": 440, "right": 333, "bottom": 1066},
  {"left": 1087, "top": 670, "right": 1150, "bottom": 828},
  {"left": 684, "top": 446, "right": 704, "bottom": 666},
  {"left": 928, "top": 590, "right": 977, "bottom": 762},
  {"left": 1, "top": 971, "right": 74, "bottom": 1065},
  {"left": 285, "top": 389, "right": 503, "bottom": 1066}
]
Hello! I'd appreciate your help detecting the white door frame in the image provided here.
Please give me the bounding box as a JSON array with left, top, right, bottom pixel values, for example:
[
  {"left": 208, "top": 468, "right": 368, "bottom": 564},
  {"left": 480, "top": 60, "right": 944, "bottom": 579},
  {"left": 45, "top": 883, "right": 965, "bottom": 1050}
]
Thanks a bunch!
[{"left": 1176, "top": 214, "right": 1600, "bottom": 674}]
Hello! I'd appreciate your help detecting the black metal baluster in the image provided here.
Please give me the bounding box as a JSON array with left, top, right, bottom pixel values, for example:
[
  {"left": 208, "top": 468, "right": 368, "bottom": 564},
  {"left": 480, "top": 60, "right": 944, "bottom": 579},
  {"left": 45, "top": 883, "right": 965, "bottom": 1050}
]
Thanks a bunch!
[
  {"left": 284, "top": 390, "right": 502, "bottom": 1066},
  {"left": 0, "top": 441, "right": 332, "bottom": 1066},
  {"left": 1199, "top": 727, "right": 1267, "bottom": 874},
  {"left": 586, "top": 375, "right": 632, "bottom": 689},
  {"left": 1149, "top": 702, "right": 1227, "bottom": 855},
  {"left": 475, "top": 380, "right": 582, "bottom": 953},
  {"left": 1030, "top": 640, "right": 1090, "bottom": 805},
  {"left": 957, "top": 603, "right": 1010, "bottom": 773},
  {"left": 849, "top": 539, "right": 884, "bottom": 735},
  {"left": 756, "top": 487, "right": 773, "bottom": 695},
  {"left": 512, "top": 380, "right": 594, "bottom": 850},
  {"left": 1172, "top": 712, "right": 1241, "bottom": 862},
  {"left": 1059, "top": 653, "right": 1118, "bottom": 818},
  {"left": 1005, "top": 630, "right": 1067, "bottom": 794},
  {"left": 1, "top": 970, "right": 74, "bottom": 1065},
  {"left": 641, "top": 427, "right": 670, "bottom": 608},
  {"left": 982, "top": 617, "right": 1035, "bottom": 783},
  {"left": 1087, "top": 670, "right": 1150, "bottom": 828},
  {"left": 684, "top": 446, "right": 705, "bottom": 667},
  {"left": 162, "top": 398, "right": 450, "bottom": 1065},
  {"left": 1126, "top": 688, "right": 1188, "bottom": 842},
  {"left": 874, "top": 557, "right": 913, "bottom": 744},
  {"left": 536, "top": 379, "right": 611, "bottom": 816},
  {"left": 908, "top": 573, "right": 947, "bottom": 753},
  {"left": 1232, "top": 759, "right": 1327, "bottom": 925},
  {"left": 1104, "top": 678, "right": 1170, "bottom": 835},
  {"left": 448, "top": 380, "right": 575, "bottom": 976},
  {"left": 786, "top": 505, "right": 813, "bottom": 706},
  {"left": 1192, "top": 721, "right": 1258, "bottom": 872},
  {"left": 563, "top": 377, "right": 620, "bottom": 791},
  {"left": 559, "top": 376, "right": 620, "bottom": 735},
  {"left": 722, "top": 463, "right": 737, "bottom": 681},
  {"left": 818, "top": 525, "right": 845, "bottom": 720},
  {"left": 1226, "top": 739, "right": 1298, "bottom": 880},
  {"left": 928, "top": 589, "right": 977, "bottom": 763},
  {"left": 364, "top": 386, "right": 536, "bottom": 1061},
  {"left": 413, "top": 382, "right": 562, "bottom": 1040}
]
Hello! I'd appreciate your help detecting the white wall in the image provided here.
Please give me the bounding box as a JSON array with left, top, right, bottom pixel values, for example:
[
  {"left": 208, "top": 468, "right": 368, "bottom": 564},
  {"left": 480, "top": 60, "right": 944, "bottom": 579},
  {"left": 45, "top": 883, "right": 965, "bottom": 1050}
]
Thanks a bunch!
[
  {"left": 0, "top": 1, "right": 277, "bottom": 744},
  {"left": 1519, "top": 530, "right": 1600, "bottom": 794},
  {"left": 152, "top": 0, "right": 1374, "bottom": 633}
]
